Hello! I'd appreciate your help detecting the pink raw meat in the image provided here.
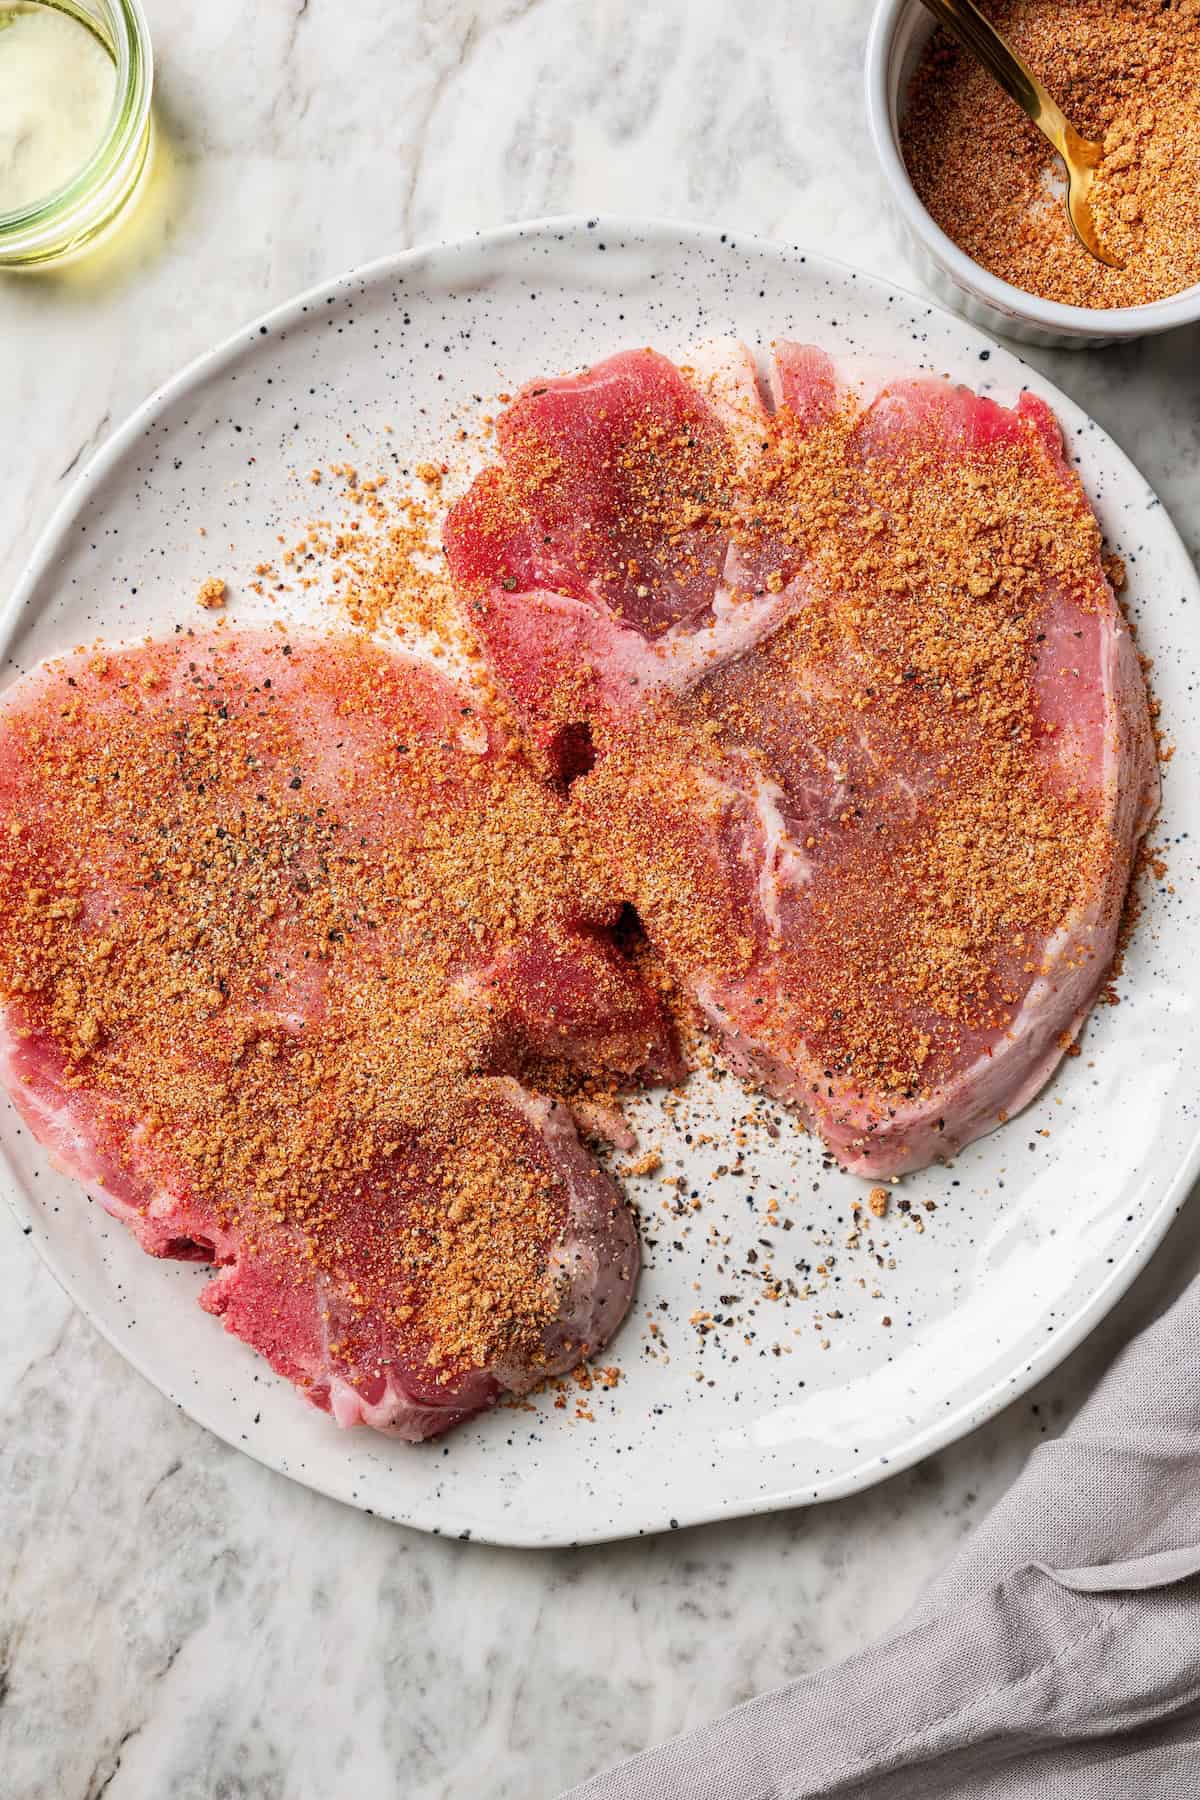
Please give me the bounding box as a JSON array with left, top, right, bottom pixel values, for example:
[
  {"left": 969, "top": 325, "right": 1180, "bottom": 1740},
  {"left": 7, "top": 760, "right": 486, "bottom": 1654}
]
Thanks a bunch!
[
  {"left": 450, "top": 341, "right": 1159, "bottom": 1175},
  {"left": 445, "top": 344, "right": 808, "bottom": 773},
  {"left": 0, "top": 631, "right": 674, "bottom": 1437}
]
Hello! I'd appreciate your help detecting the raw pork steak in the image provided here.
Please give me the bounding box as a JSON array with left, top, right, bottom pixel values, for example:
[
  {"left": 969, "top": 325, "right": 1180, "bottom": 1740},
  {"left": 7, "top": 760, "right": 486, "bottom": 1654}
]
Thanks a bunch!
[
  {"left": 0, "top": 630, "right": 677, "bottom": 1437},
  {"left": 446, "top": 342, "right": 1158, "bottom": 1175}
]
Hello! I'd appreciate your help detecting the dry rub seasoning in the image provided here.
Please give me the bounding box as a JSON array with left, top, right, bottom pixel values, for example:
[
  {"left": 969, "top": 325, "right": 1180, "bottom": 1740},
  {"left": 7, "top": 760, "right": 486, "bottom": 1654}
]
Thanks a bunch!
[
  {"left": 0, "top": 633, "right": 637, "bottom": 1385},
  {"left": 901, "top": 0, "right": 1200, "bottom": 308},
  {"left": 572, "top": 389, "right": 1113, "bottom": 1101}
]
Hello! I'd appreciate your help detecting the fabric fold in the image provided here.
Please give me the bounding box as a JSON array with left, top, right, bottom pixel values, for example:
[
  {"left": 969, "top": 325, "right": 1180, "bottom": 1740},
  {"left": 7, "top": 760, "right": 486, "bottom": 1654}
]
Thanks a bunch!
[{"left": 1040, "top": 1543, "right": 1200, "bottom": 1593}]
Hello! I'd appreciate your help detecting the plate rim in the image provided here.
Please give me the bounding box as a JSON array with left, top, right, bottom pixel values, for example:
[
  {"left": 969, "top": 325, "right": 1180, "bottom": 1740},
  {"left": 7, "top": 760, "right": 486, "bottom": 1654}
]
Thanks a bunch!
[{"left": 3, "top": 211, "right": 1197, "bottom": 1546}]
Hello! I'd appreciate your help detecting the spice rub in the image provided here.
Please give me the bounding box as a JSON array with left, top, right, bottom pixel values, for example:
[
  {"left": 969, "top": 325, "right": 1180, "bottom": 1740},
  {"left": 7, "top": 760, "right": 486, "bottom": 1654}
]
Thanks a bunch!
[
  {"left": 0, "top": 334, "right": 1162, "bottom": 1440},
  {"left": 901, "top": 0, "right": 1200, "bottom": 309},
  {"left": 0, "top": 629, "right": 676, "bottom": 1437},
  {"left": 446, "top": 339, "right": 1159, "bottom": 1174}
]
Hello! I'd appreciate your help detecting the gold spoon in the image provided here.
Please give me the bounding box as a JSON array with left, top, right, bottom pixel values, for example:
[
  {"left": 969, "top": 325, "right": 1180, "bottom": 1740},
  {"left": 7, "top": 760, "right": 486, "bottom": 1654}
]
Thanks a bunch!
[{"left": 920, "top": 0, "right": 1121, "bottom": 268}]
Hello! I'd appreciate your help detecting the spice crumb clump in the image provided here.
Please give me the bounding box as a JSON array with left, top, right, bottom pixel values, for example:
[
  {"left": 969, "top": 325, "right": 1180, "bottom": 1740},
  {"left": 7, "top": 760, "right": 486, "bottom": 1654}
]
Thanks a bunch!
[{"left": 196, "top": 576, "right": 227, "bottom": 610}]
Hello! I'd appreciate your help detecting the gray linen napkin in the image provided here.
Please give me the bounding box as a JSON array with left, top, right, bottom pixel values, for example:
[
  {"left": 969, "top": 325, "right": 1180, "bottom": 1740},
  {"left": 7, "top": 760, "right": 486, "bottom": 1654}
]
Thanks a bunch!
[{"left": 563, "top": 1278, "right": 1200, "bottom": 1798}]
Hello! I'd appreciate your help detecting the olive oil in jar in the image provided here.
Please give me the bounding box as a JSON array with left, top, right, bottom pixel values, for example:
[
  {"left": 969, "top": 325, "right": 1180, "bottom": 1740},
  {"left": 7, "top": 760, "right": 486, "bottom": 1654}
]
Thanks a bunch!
[{"left": 0, "top": 2, "right": 117, "bottom": 215}]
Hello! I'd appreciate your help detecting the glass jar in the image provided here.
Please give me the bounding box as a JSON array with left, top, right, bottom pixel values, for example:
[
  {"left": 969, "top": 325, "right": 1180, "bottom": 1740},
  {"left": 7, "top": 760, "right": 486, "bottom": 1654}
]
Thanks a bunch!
[{"left": 0, "top": 0, "right": 153, "bottom": 267}]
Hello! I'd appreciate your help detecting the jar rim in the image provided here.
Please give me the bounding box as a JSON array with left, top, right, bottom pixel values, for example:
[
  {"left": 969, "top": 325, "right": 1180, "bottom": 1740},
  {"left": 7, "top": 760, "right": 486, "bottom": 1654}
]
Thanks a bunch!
[{"left": 0, "top": 0, "right": 154, "bottom": 265}]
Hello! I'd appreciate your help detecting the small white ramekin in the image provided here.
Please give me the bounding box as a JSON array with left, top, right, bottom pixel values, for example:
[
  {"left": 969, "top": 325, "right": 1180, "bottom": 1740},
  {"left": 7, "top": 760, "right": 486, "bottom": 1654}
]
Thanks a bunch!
[{"left": 865, "top": 0, "right": 1200, "bottom": 349}]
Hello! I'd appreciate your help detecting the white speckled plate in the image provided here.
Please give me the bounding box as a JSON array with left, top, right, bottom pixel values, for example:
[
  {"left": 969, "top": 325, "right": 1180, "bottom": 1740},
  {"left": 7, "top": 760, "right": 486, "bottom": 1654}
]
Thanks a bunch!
[{"left": 3, "top": 218, "right": 1197, "bottom": 1546}]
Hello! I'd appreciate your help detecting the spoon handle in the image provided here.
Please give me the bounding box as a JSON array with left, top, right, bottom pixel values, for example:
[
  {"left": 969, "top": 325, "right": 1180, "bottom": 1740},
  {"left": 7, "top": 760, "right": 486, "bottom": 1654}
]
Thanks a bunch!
[{"left": 920, "top": 0, "right": 1076, "bottom": 160}]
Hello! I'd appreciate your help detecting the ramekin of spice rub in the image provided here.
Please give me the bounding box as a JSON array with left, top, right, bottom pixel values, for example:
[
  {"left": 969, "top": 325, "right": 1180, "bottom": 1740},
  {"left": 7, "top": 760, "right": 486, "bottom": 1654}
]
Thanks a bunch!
[{"left": 866, "top": 0, "right": 1200, "bottom": 347}]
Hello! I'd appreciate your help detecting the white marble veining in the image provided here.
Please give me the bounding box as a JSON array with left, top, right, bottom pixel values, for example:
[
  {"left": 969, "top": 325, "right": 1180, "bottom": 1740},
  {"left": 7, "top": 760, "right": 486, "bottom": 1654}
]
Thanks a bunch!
[{"left": 2, "top": 2, "right": 1199, "bottom": 1796}]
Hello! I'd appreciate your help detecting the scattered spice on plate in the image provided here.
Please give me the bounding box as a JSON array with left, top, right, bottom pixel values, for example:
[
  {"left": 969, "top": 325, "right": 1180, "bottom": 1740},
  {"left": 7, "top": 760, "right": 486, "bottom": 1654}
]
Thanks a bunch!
[{"left": 901, "top": 0, "right": 1200, "bottom": 308}]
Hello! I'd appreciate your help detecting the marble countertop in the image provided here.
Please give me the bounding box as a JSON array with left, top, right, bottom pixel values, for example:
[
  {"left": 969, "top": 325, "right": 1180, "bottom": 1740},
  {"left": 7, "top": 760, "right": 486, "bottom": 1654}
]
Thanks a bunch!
[{"left": 2, "top": 3, "right": 1199, "bottom": 1796}]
